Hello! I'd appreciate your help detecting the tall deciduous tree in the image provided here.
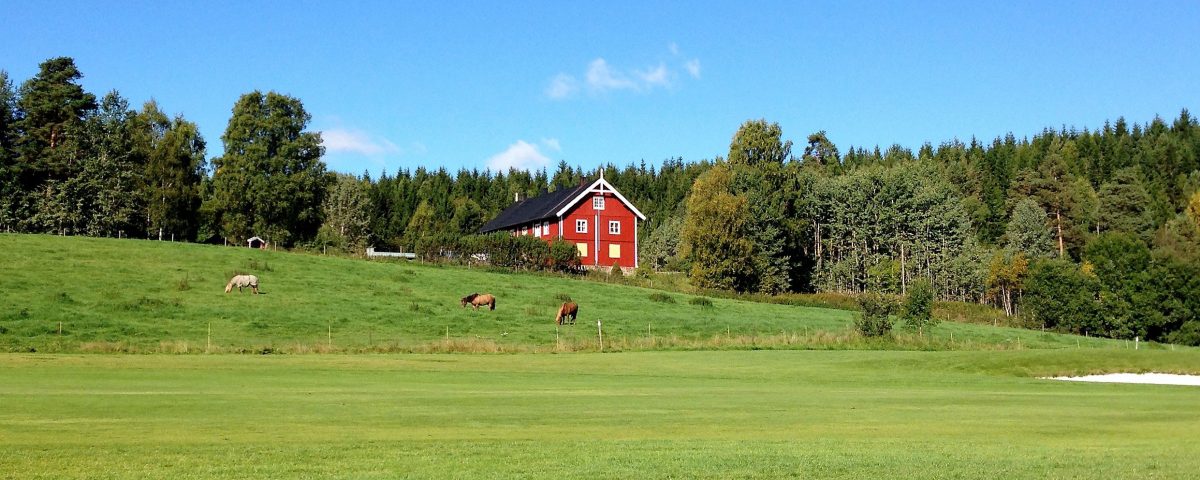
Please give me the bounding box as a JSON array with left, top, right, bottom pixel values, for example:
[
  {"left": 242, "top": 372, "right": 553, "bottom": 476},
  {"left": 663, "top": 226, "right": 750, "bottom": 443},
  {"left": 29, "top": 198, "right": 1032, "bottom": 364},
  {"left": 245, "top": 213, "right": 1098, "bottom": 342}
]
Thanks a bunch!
[
  {"left": 1004, "top": 197, "right": 1055, "bottom": 258},
  {"left": 142, "top": 101, "right": 206, "bottom": 241},
  {"left": 318, "top": 173, "right": 372, "bottom": 251},
  {"left": 209, "top": 91, "right": 329, "bottom": 246},
  {"left": 680, "top": 163, "right": 756, "bottom": 291},
  {"left": 727, "top": 119, "right": 792, "bottom": 166}
]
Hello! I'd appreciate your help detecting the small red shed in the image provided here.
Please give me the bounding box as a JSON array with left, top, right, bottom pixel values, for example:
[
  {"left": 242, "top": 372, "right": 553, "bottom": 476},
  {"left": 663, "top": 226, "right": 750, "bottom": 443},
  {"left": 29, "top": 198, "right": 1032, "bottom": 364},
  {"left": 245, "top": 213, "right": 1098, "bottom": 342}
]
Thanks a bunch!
[{"left": 479, "top": 175, "right": 647, "bottom": 270}]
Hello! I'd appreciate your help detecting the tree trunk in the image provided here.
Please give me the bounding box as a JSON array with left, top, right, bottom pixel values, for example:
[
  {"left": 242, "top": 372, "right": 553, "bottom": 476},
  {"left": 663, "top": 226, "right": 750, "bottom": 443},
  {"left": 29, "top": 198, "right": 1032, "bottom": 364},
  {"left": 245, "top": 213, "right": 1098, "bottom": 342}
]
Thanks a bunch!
[{"left": 1055, "top": 209, "right": 1064, "bottom": 257}]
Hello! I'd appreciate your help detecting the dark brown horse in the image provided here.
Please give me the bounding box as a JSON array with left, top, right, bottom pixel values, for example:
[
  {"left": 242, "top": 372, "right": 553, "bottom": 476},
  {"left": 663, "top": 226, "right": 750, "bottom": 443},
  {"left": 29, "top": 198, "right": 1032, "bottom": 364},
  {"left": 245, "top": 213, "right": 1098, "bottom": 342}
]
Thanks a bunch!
[
  {"left": 461, "top": 293, "right": 496, "bottom": 310},
  {"left": 555, "top": 302, "right": 578, "bottom": 325}
]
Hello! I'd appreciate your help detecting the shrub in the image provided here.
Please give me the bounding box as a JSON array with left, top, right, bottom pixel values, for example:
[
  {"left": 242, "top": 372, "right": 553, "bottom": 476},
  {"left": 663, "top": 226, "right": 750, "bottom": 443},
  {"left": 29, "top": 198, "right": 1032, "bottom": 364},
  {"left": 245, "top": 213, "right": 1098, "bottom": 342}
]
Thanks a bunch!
[
  {"left": 689, "top": 297, "right": 714, "bottom": 308},
  {"left": 554, "top": 293, "right": 573, "bottom": 303},
  {"left": 548, "top": 239, "right": 581, "bottom": 273},
  {"left": 855, "top": 292, "right": 896, "bottom": 337},
  {"left": 901, "top": 279, "right": 937, "bottom": 335}
]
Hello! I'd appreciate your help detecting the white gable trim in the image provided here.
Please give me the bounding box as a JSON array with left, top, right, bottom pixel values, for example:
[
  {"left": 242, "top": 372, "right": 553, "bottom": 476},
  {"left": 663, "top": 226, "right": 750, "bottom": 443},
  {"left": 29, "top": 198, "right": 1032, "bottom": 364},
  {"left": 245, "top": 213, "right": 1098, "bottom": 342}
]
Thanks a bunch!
[{"left": 555, "top": 178, "right": 647, "bottom": 220}]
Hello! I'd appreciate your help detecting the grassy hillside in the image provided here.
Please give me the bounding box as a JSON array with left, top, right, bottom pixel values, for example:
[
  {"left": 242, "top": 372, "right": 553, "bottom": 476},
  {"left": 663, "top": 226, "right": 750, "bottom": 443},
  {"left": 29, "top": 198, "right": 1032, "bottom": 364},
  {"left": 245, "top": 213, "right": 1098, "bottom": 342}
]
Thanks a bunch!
[
  {"left": 3, "top": 350, "right": 1200, "bottom": 479},
  {"left": 0, "top": 234, "right": 1149, "bottom": 353}
]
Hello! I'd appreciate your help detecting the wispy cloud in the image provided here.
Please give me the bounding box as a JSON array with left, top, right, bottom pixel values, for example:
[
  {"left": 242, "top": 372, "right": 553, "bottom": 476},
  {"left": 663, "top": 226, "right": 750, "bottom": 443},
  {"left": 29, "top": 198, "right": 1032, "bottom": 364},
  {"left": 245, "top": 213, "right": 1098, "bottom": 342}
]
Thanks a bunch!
[
  {"left": 321, "top": 128, "right": 401, "bottom": 156},
  {"left": 487, "top": 139, "right": 559, "bottom": 171},
  {"left": 637, "top": 63, "right": 670, "bottom": 87},
  {"left": 586, "top": 58, "right": 638, "bottom": 92},
  {"left": 545, "top": 73, "right": 578, "bottom": 100},
  {"left": 546, "top": 46, "right": 701, "bottom": 100}
]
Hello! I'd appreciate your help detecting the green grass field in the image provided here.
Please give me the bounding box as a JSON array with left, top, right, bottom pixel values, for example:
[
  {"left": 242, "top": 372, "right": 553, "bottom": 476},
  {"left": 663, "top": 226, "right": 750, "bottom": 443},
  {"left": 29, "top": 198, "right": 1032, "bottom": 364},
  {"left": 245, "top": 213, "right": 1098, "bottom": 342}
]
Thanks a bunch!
[
  {"left": 0, "top": 234, "right": 1144, "bottom": 353},
  {"left": 3, "top": 234, "right": 1199, "bottom": 478},
  {"left": 3, "top": 350, "right": 1199, "bottom": 479}
]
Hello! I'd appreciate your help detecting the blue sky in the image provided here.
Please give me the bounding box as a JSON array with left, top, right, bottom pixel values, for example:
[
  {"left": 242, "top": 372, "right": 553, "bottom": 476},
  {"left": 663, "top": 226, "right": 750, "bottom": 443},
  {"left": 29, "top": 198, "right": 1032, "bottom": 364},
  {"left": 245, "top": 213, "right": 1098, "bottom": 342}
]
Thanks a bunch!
[{"left": 3, "top": 1, "right": 1198, "bottom": 176}]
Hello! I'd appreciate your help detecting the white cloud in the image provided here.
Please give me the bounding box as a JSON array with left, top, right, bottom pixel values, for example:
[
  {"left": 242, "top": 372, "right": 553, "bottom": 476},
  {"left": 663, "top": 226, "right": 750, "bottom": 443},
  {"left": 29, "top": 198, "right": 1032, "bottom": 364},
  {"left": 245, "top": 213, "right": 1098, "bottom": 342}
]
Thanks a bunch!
[
  {"left": 487, "top": 140, "right": 554, "bottom": 171},
  {"left": 637, "top": 63, "right": 670, "bottom": 87},
  {"left": 321, "top": 128, "right": 401, "bottom": 156},
  {"left": 546, "top": 48, "right": 701, "bottom": 100},
  {"left": 586, "top": 58, "right": 637, "bottom": 92},
  {"left": 545, "top": 73, "right": 578, "bottom": 99},
  {"left": 540, "top": 138, "right": 561, "bottom": 152}
]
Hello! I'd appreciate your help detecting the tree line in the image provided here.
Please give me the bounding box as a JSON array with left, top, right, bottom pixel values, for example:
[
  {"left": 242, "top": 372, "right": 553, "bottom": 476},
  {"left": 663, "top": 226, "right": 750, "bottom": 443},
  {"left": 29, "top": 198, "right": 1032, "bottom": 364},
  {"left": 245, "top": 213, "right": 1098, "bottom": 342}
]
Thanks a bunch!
[
  {"left": 2, "top": 56, "right": 1197, "bottom": 344},
  {"left": 679, "top": 119, "right": 1200, "bottom": 345}
]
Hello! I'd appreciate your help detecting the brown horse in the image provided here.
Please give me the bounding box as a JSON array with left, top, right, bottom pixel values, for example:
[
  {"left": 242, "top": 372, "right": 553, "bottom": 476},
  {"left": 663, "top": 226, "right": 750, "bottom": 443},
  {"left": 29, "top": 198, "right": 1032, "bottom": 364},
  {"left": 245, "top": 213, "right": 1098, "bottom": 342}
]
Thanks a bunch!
[
  {"left": 461, "top": 293, "right": 496, "bottom": 310},
  {"left": 555, "top": 302, "right": 578, "bottom": 325}
]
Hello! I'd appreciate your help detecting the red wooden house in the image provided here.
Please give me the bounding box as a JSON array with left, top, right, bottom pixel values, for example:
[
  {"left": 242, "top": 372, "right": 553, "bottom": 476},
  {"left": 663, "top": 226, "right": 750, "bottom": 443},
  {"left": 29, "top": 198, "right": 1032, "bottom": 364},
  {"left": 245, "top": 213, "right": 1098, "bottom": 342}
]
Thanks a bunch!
[{"left": 480, "top": 176, "right": 647, "bottom": 270}]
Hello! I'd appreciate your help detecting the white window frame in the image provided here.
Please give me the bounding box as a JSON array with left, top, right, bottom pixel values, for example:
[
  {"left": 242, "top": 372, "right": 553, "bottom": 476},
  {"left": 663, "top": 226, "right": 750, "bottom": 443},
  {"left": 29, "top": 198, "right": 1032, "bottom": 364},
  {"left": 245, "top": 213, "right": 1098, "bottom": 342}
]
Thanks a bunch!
[
  {"left": 533, "top": 224, "right": 541, "bottom": 236},
  {"left": 575, "top": 219, "right": 588, "bottom": 233},
  {"left": 593, "top": 196, "right": 605, "bottom": 210},
  {"left": 542, "top": 221, "right": 550, "bottom": 236},
  {"left": 608, "top": 220, "right": 620, "bottom": 235}
]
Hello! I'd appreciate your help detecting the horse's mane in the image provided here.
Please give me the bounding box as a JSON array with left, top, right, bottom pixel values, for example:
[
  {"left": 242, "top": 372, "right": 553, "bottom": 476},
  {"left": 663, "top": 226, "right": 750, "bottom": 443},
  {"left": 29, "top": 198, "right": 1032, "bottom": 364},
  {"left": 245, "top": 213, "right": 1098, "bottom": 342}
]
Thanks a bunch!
[{"left": 463, "top": 293, "right": 479, "bottom": 302}]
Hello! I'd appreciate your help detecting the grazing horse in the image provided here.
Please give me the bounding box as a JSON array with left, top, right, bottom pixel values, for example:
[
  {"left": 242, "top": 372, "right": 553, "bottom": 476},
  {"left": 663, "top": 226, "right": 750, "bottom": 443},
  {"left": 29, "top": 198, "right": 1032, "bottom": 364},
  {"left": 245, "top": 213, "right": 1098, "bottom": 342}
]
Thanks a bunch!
[
  {"left": 225, "top": 275, "right": 260, "bottom": 294},
  {"left": 461, "top": 293, "right": 496, "bottom": 310},
  {"left": 555, "top": 302, "right": 578, "bottom": 325}
]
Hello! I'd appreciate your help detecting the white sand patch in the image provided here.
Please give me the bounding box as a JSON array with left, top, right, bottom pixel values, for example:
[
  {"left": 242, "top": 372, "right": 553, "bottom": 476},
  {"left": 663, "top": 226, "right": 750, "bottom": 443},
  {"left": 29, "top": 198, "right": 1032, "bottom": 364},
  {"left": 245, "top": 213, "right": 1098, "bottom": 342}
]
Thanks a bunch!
[{"left": 1048, "top": 373, "right": 1200, "bottom": 386}]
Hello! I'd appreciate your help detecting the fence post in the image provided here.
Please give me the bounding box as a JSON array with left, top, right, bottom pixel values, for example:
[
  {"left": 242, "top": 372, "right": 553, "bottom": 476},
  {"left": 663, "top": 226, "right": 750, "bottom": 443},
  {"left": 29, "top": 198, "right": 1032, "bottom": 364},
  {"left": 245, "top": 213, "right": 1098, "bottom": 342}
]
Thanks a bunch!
[{"left": 597, "top": 320, "right": 604, "bottom": 352}]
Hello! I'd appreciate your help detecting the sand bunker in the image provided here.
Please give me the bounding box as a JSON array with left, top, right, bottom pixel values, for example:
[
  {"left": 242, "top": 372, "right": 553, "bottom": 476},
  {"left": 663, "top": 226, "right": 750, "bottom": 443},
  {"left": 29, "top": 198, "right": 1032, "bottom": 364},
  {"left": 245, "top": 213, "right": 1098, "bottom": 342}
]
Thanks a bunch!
[{"left": 1048, "top": 373, "right": 1200, "bottom": 386}]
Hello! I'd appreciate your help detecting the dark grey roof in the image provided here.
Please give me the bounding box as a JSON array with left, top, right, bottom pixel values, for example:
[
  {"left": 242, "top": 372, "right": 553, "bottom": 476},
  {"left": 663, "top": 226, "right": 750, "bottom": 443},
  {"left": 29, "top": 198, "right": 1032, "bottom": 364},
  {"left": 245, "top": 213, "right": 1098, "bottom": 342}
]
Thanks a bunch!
[{"left": 479, "top": 183, "right": 591, "bottom": 233}]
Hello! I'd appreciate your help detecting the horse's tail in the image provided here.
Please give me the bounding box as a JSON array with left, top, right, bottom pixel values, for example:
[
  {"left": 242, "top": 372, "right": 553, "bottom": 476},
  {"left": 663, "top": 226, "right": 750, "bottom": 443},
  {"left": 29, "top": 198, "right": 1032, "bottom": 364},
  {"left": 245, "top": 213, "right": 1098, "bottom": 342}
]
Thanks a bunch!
[
  {"left": 224, "top": 278, "right": 234, "bottom": 293},
  {"left": 489, "top": 298, "right": 496, "bottom": 310}
]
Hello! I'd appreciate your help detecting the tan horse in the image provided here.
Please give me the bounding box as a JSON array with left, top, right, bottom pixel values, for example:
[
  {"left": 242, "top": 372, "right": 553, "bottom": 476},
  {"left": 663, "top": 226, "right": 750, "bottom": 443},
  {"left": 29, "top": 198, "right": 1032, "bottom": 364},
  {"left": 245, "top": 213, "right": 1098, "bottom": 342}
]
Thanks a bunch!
[
  {"left": 461, "top": 293, "right": 496, "bottom": 310},
  {"left": 225, "top": 275, "right": 260, "bottom": 294},
  {"left": 555, "top": 302, "right": 578, "bottom": 325}
]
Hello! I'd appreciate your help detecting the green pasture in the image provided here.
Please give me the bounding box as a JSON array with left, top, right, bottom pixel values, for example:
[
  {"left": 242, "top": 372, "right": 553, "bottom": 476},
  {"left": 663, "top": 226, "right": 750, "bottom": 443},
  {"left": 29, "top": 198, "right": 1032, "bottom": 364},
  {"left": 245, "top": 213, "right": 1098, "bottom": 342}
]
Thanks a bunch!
[
  {"left": 0, "top": 234, "right": 1140, "bottom": 352},
  {"left": 2, "top": 349, "right": 1199, "bottom": 479}
]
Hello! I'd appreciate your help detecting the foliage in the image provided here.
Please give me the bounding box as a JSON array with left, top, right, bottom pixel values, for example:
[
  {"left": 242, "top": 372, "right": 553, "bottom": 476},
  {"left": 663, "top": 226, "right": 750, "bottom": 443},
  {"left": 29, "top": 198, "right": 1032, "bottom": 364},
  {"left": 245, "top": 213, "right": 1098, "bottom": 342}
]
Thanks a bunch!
[
  {"left": 985, "top": 250, "right": 1028, "bottom": 317},
  {"left": 727, "top": 118, "right": 792, "bottom": 166},
  {"left": 901, "top": 279, "right": 937, "bottom": 334},
  {"left": 1004, "top": 197, "right": 1055, "bottom": 258},
  {"left": 680, "top": 163, "right": 756, "bottom": 291},
  {"left": 854, "top": 292, "right": 897, "bottom": 337},
  {"left": 209, "top": 91, "right": 330, "bottom": 246},
  {"left": 1022, "top": 259, "right": 1101, "bottom": 334},
  {"left": 317, "top": 173, "right": 373, "bottom": 251}
]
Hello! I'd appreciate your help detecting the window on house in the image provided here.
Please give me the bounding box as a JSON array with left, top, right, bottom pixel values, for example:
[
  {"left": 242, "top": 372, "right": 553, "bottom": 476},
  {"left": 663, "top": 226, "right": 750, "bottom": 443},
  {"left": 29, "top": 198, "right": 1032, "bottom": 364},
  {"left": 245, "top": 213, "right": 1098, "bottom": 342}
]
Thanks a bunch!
[
  {"left": 609, "top": 244, "right": 621, "bottom": 259},
  {"left": 609, "top": 220, "right": 620, "bottom": 235},
  {"left": 593, "top": 196, "right": 605, "bottom": 210},
  {"left": 533, "top": 225, "right": 541, "bottom": 236},
  {"left": 576, "top": 243, "right": 588, "bottom": 257},
  {"left": 576, "top": 219, "right": 587, "bottom": 233},
  {"left": 543, "top": 221, "right": 550, "bottom": 236}
]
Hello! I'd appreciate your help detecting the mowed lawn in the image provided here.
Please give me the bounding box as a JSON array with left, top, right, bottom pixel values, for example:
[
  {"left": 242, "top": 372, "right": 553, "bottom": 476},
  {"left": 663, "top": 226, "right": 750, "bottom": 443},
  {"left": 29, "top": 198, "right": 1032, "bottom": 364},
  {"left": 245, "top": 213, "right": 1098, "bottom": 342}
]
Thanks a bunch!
[{"left": 3, "top": 349, "right": 1200, "bottom": 479}]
